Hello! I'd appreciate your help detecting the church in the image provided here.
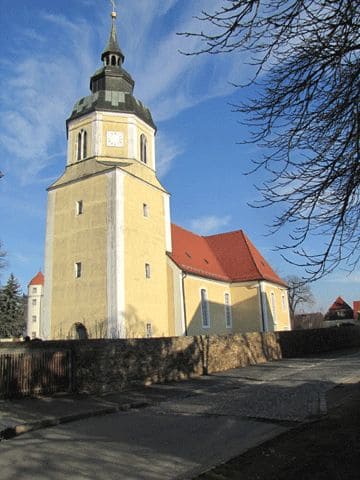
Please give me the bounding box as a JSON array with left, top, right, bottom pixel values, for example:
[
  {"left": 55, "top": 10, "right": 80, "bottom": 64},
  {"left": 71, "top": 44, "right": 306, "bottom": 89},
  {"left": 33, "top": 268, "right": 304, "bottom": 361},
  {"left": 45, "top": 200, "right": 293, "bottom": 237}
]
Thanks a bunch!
[{"left": 30, "top": 8, "right": 290, "bottom": 340}]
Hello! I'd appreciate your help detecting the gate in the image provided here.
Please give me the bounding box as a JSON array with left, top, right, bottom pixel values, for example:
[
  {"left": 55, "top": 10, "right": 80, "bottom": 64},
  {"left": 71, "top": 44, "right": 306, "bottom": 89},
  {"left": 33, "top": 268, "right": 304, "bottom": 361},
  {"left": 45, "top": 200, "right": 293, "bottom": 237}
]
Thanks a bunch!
[{"left": 0, "top": 349, "right": 72, "bottom": 398}]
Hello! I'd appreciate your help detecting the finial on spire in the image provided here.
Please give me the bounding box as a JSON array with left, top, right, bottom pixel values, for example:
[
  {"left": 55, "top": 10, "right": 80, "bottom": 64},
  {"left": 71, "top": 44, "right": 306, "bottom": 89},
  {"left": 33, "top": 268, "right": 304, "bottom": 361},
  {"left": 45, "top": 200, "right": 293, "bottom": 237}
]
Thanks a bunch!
[{"left": 110, "top": 0, "right": 117, "bottom": 18}]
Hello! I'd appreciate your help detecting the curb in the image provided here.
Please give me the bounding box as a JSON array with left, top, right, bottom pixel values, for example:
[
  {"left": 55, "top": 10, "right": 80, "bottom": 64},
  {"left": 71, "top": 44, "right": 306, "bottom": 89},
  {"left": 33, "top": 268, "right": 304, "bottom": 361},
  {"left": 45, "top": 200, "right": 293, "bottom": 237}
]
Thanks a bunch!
[{"left": 0, "top": 401, "right": 150, "bottom": 441}]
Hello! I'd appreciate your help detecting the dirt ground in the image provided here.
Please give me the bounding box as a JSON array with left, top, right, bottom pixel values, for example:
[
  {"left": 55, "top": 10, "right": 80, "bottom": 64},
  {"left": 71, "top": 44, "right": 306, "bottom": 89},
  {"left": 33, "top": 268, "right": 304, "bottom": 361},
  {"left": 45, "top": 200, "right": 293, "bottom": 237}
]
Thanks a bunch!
[{"left": 196, "top": 382, "right": 360, "bottom": 480}]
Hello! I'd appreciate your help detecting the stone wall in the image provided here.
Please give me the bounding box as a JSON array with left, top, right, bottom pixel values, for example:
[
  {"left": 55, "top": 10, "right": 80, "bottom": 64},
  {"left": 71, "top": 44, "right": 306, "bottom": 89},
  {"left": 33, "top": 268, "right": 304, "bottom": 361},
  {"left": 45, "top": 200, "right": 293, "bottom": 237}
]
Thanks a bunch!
[
  {"left": 1, "top": 326, "right": 359, "bottom": 396},
  {"left": 277, "top": 325, "right": 360, "bottom": 357}
]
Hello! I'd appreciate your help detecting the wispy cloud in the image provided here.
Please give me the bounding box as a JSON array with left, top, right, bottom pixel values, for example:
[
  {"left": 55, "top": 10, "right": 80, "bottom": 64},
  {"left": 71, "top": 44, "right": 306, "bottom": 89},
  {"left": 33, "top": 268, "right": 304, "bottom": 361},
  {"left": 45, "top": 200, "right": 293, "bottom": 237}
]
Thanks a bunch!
[
  {"left": 189, "top": 215, "right": 232, "bottom": 236},
  {"left": 156, "top": 133, "right": 184, "bottom": 178}
]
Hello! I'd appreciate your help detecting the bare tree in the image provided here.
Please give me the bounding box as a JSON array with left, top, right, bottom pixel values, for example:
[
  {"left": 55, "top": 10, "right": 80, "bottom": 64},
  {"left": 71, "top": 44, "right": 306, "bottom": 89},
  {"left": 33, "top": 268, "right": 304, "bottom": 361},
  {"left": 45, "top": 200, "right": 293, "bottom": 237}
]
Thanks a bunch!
[
  {"left": 286, "top": 275, "right": 315, "bottom": 325},
  {"left": 181, "top": 1, "right": 360, "bottom": 281}
]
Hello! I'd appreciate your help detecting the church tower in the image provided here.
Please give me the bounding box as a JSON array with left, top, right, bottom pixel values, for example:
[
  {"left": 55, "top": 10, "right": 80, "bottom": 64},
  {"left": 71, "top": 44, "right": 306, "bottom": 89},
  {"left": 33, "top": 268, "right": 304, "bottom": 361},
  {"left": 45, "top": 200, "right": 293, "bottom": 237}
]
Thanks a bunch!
[{"left": 43, "top": 8, "right": 172, "bottom": 339}]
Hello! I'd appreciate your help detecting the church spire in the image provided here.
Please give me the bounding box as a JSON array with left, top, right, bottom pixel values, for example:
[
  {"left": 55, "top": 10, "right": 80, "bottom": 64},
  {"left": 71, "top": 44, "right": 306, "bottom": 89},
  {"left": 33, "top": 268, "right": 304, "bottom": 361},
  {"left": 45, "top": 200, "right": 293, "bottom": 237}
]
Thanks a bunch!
[{"left": 101, "top": 3, "right": 125, "bottom": 67}]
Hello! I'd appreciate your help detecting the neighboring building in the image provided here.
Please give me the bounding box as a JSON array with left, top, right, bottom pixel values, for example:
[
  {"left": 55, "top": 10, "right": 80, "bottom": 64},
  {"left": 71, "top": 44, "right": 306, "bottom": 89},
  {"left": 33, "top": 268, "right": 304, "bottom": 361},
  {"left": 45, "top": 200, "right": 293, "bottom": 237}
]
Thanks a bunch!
[
  {"left": 353, "top": 301, "right": 360, "bottom": 321},
  {"left": 27, "top": 271, "right": 44, "bottom": 339},
  {"left": 324, "top": 296, "right": 354, "bottom": 321},
  {"left": 39, "top": 8, "right": 290, "bottom": 340}
]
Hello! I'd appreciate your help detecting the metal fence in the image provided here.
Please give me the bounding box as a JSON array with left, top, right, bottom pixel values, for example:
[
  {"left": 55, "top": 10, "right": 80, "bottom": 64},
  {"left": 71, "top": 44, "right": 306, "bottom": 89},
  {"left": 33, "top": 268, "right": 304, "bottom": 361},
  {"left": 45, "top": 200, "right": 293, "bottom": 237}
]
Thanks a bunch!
[{"left": 0, "top": 349, "right": 72, "bottom": 398}]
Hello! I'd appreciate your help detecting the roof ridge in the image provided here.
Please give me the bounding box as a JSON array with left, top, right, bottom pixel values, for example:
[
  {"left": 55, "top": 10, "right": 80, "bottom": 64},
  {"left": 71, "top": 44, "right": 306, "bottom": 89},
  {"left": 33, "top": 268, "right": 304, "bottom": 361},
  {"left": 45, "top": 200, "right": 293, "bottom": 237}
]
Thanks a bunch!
[{"left": 239, "top": 230, "right": 263, "bottom": 279}]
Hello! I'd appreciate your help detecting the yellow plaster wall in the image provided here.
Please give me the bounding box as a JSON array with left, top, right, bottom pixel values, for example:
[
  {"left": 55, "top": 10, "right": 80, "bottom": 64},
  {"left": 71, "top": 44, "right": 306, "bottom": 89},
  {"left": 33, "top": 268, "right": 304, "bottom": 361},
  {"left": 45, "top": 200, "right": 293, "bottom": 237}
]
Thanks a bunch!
[
  {"left": 101, "top": 117, "right": 130, "bottom": 159},
  {"left": 230, "top": 282, "right": 263, "bottom": 332},
  {"left": 50, "top": 174, "right": 108, "bottom": 339},
  {"left": 184, "top": 275, "right": 233, "bottom": 336},
  {"left": 263, "top": 283, "right": 291, "bottom": 331},
  {"left": 123, "top": 174, "right": 169, "bottom": 338}
]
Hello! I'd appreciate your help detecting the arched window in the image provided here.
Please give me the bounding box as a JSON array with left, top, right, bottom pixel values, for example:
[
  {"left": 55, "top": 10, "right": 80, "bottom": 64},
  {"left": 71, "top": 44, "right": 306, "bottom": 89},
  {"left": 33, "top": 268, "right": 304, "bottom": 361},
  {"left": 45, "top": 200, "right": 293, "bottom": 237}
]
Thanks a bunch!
[
  {"left": 111, "top": 55, "right": 116, "bottom": 66},
  {"left": 70, "top": 322, "right": 88, "bottom": 340},
  {"left": 76, "top": 130, "right": 88, "bottom": 161},
  {"left": 140, "top": 134, "right": 147, "bottom": 164}
]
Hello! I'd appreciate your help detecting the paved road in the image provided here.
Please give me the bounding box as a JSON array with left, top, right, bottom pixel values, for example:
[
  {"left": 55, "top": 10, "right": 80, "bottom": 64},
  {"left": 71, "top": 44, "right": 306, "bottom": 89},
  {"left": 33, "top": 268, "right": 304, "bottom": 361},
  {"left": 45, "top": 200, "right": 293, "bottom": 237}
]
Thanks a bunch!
[{"left": 1, "top": 350, "right": 360, "bottom": 480}]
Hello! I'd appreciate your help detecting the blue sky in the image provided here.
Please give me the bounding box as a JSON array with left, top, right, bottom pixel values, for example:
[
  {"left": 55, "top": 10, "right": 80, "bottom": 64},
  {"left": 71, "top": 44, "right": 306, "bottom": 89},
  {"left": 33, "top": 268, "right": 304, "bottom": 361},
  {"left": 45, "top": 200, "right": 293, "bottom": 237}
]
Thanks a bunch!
[{"left": 0, "top": 0, "right": 358, "bottom": 313}]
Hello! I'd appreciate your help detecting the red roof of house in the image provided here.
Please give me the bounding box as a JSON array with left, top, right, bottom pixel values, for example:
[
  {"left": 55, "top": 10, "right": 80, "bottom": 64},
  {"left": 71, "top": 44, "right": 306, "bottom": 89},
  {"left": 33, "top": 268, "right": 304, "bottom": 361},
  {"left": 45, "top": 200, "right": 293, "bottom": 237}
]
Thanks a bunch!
[
  {"left": 169, "top": 224, "right": 287, "bottom": 286},
  {"left": 29, "top": 271, "right": 44, "bottom": 286},
  {"left": 328, "top": 296, "right": 353, "bottom": 311}
]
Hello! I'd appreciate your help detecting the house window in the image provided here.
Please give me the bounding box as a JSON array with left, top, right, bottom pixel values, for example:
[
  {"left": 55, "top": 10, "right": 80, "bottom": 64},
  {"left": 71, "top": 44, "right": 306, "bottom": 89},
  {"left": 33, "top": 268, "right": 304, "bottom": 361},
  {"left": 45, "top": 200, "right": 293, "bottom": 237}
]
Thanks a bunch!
[
  {"left": 32, "top": 332, "right": 36, "bottom": 339},
  {"left": 146, "top": 323, "right": 152, "bottom": 338},
  {"left": 270, "top": 291, "right": 277, "bottom": 324},
  {"left": 143, "top": 203, "right": 149, "bottom": 217},
  {"left": 77, "top": 130, "right": 88, "bottom": 161},
  {"left": 200, "top": 288, "right": 210, "bottom": 328},
  {"left": 32, "top": 315, "right": 36, "bottom": 323},
  {"left": 140, "top": 134, "right": 147, "bottom": 164},
  {"left": 32, "top": 299, "right": 37, "bottom": 306},
  {"left": 75, "top": 262, "right": 82, "bottom": 278},
  {"left": 32, "top": 287, "right": 37, "bottom": 294},
  {"left": 76, "top": 200, "right": 83, "bottom": 215},
  {"left": 281, "top": 293, "right": 287, "bottom": 311},
  {"left": 145, "top": 263, "right": 151, "bottom": 279},
  {"left": 224, "top": 293, "right": 232, "bottom": 328}
]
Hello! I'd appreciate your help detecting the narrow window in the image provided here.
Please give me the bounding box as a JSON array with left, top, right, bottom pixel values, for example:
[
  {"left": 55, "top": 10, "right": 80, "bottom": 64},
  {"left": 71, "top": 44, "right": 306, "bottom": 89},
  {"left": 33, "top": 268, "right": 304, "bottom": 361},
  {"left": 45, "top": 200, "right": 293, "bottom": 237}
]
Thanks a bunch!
[
  {"left": 32, "top": 299, "right": 37, "bottom": 306},
  {"left": 31, "top": 332, "right": 36, "bottom": 339},
  {"left": 143, "top": 203, "right": 149, "bottom": 217},
  {"left": 111, "top": 55, "right": 116, "bottom": 66},
  {"left": 281, "top": 293, "right": 287, "bottom": 311},
  {"left": 145, "top": 263, "right": 151, "bottom": 279},
  {"left": 32, "top": 287, "right": 37, "bottom": 294},
  {"left": 224, "top": 293, "right": 232, "bottom": 328},
  {"left": 83, "top": 130, "right": 87, "bottom": 158},
  {"left": 140, "top": 134, "right": 147, "bottom": 164},
  {"left": 77, "top": 132, "right": 82, "bottom": 160},
  {"left": 32, "top": 315, "right": 37, "bottom": 323},
  {"left": 76, "top": 200, "right": 83, "bottom": 215},
  {"left": 75, "top": 262, "right": 82, "bottom": 278},
  {"left": 146, "top": 323, "right": 152, "bottom": 338},
  {"left": 270, "top": 291, "right": 277, "bottom": 324},
  {"left": 200, "top": 288, "right": 210, "bottom": 328}
]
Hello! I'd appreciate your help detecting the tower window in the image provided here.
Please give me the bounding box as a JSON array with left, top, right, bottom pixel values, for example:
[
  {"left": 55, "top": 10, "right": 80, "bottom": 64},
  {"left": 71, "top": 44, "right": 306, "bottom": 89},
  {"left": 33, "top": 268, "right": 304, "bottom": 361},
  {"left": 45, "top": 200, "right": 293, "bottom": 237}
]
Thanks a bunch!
[
  {"left": 75, "top": 262, "right": 82, "bottom": 278},
  {"left": 77, "top": 130, "right": 88, "bottom": 161},
  {"left": 145, "top": 263, "right": 151, "bottom": 279},
  {"left": 111, "top": 55, "right": 116, "bottom": 66},
  {"left": 140, "top": 134, "right": 147, "bottom": 164},
  {"left": 76, "top": 200, "right": 83, "bottom": 215},
  {"left": 143, "top": 203, "right": 149, "bottom": 217},
  {"left": 32, "top": 287, "right": 37, "bottom": 294},
  {"left": 32, "top": 315, "right": 37, "bottom": 323},
  {"left": 200, "top": 288, "right": 210, "bottom": 328},
  {"left": 32, "top": 299, "right": 37, "bottom": 306}
]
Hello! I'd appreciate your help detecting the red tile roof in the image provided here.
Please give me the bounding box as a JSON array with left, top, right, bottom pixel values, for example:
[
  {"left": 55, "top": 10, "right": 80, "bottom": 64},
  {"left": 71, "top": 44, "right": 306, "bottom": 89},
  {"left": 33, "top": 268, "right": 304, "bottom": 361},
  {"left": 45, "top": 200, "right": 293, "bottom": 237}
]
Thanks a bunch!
[
  {"left": 328, "top": 296, "right": 352, "bottom": 311},
  {"left": 169, "top": 224, "right": 287, "bottom": 286},
  {"left": 29, "top": 271, "right": 44, "bottom": 286}
]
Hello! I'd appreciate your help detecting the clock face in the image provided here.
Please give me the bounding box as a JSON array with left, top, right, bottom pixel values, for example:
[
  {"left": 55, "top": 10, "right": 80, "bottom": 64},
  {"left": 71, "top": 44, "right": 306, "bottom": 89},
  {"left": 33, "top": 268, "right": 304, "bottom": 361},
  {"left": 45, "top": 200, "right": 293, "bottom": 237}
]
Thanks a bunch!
[{"left": 106, "top": 131, "right": 124, "bottom": 147}]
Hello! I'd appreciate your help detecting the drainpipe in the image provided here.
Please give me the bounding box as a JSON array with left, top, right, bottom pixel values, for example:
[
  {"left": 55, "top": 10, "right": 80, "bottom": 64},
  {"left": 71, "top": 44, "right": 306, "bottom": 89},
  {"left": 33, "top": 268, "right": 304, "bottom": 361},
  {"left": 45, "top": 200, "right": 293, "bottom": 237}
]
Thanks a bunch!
[{"left": 181, "top": 272, "right": 188, "bottom": 336}]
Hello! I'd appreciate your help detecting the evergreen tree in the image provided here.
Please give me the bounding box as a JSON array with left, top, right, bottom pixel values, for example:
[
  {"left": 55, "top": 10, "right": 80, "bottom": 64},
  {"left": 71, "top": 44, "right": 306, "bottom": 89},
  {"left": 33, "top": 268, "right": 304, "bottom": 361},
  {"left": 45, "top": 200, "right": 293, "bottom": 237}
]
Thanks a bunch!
[{"left": 0, "top": 274, "right": 25, "bottom": 338}]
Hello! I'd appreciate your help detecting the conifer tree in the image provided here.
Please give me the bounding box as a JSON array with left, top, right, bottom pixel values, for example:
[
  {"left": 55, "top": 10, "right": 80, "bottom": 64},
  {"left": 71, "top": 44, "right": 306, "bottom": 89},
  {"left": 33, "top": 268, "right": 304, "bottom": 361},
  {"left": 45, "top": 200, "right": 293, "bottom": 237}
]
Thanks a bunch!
[{"left": 0, "top": 274, "right": 25, "bottom": 338}]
